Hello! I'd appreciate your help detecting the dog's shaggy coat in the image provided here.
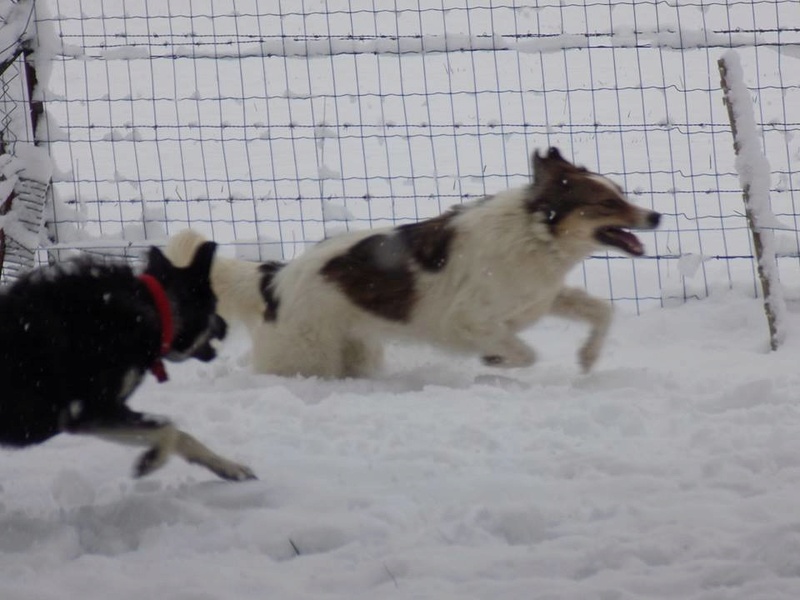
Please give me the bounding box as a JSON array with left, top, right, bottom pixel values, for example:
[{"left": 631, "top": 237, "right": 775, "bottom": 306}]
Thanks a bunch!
[
  {"left": 0, "top": 243, "right": 255, "bottom": 481},
  {"left": 167, "top": 148, "right": 660, "bottom": 379}
]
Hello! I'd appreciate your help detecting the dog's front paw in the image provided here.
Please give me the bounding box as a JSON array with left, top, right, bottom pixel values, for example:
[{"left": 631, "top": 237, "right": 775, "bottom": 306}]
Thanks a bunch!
[{"left": 578, "top": 342, "right": 601, "bottom": 373}]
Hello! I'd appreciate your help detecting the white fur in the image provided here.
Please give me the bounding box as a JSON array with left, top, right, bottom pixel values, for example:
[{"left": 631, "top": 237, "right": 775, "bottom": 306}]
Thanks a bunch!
[{"left": 166, "top": 181, "right": 656, "bottom": 378}]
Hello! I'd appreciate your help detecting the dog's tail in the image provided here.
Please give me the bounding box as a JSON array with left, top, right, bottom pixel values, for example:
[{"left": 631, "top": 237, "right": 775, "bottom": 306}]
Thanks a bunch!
[
  {"left": 164, "top": 229, "right": 267, "bottom": 328},
  {"left": 163, "top": 229, "right": 208, "bottom": 269}
]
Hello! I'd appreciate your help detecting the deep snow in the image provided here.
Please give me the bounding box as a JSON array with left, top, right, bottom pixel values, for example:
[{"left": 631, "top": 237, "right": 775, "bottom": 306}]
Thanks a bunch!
[
  {"left": 4, "top": 1, "right": 798, "bottom": 597},
  {"left": 3, "top": 290, "right": 800, "bottom": 599}
]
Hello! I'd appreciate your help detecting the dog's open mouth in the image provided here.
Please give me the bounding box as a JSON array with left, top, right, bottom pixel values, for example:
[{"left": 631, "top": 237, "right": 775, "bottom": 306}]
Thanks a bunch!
[{"left": 595, "top": 227, "right": 644, "bottom": 256}]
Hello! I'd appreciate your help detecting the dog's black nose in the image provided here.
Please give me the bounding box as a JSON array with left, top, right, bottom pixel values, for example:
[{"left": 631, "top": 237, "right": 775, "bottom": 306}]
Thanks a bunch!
[
  {"left": 648, "top": 212, "right": 662, "bottom": 228},
  {"left": 193, "top": 342, "right": 218, "bottom": 362}
]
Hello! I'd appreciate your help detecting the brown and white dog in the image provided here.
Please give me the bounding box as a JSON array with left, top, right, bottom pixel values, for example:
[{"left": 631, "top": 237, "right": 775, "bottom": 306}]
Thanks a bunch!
[{"left": 166, "top": 148, "right": 660, "bottom": 378}]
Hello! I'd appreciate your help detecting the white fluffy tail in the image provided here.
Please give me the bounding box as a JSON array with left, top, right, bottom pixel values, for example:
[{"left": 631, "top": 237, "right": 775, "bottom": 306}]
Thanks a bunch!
[
  {"left": 164, "top": 229, "right": 267, "bottom": 328},
  {"left": 164, "top": 229, "right": 208, "bottom": 268}
]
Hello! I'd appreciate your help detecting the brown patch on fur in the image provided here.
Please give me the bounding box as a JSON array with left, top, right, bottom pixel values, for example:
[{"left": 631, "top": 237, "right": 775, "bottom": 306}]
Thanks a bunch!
[
  {"left": 258, "top": 261, "right": 283, "bottom": 321},
  {"left": 321, "top": 211, "right": 457, "bottom": 321},
  {"left": 321, "top": 234, "right": 417, "bottom": 322},
  {"left": 396, "top": 212, "right": 456, "bottom": 272}
]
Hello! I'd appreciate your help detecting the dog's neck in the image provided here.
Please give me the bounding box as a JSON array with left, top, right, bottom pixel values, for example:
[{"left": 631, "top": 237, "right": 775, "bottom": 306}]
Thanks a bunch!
[{"left": 138, "top": 273, "right": 174, "bottom": 382}]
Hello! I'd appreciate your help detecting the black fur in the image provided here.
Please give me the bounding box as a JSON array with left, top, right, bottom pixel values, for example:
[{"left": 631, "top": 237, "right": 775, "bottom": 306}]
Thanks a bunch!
[
  {"left": 0, "top": 243, "right": 253, "bottom": 481},
  {"left": 258, "top": 261, "right": 283, "bottom": 321}
]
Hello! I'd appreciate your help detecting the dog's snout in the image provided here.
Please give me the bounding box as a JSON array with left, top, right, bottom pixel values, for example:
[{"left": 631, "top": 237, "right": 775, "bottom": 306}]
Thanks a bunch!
[{"left": 647, "top": 211, "right": 662, "bottom": 229}]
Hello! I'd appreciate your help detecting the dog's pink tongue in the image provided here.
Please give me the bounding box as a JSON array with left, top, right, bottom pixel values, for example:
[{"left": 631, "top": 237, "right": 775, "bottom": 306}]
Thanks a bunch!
[
  {"left": 619, "top": 231, "right": 644, "bottom": 256},
  {"left": 597, "top": 228, "right": 644, "bottom": 256}
]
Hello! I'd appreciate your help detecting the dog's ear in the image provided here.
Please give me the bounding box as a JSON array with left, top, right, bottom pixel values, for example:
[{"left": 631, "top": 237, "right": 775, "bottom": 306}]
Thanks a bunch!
[
  {"left": 189, "top": 241, "right": 217, "bottom": 280},
  {"left": 545, "top": 147, "right": 564, "bottom": 161},
  {"left": 527, "top": 148, "right": 577, "bottom": 222},
  {"left": 532, "top": 147, "right": 561, "bottom": 181},
  {"left": 531, "top": 146, "right": 584, "bottom": 188},
  {"left": 146, "top": 246, "right": 174, "bottom": 279}
]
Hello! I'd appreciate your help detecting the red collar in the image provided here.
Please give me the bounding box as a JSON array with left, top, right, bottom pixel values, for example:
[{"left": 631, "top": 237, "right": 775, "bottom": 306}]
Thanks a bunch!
[{"left": 138, "top": 273, "right": 174, "bottom": 382}]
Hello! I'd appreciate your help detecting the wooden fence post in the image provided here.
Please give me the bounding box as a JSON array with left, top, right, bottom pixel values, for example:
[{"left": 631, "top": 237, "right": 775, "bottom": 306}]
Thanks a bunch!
[{"left": 718, "top": 52, "right": 785, "bottom": 350}]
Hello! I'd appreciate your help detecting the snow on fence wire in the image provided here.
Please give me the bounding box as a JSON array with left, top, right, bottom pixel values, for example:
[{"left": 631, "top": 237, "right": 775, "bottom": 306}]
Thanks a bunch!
[{"left": 24, "top": 0, "right": 800, "bottom": 311}]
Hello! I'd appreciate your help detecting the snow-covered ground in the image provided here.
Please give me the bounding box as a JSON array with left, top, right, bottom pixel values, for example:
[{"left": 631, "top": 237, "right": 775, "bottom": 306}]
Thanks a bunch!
[
  {"left": 2, "top": 3, "right": 798, "bottom": 598},
  {"left": 3, "top": 290, "right": 800, "bottom": 599}
]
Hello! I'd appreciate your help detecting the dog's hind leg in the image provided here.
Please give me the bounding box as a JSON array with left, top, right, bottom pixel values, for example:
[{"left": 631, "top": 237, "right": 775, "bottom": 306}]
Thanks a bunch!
[
  {"left": 450, "top": 316, "right": 537, "bottom": 368},
  {"left": 252, "top": 320, "right": 353, "bottom": 378},
  {"left": 465, "top": 322, "right": 537, "bottom": 368},
  {"left": 65, "top": 406, "right": 255, "bottom": 481},
  {"left": 341, "top": 336, "right": 384, "bottom": 378},
  {"left": 479, "top": 334, "right": 537, "bottom": 368},
  {"left": 549, "top": 287, "right": 612, "bottom": 373}
]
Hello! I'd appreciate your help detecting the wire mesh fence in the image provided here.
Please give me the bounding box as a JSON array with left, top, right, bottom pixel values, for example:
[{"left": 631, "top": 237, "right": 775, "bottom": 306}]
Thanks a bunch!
[
  {"left": 21, "top": 0, "right": 800, "bottom": 311},
  {"left": 0, "top": 0, "right": 45, "bottom": 284}
]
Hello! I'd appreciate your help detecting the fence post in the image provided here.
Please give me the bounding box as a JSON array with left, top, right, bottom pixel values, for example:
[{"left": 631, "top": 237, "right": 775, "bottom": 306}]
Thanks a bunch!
[
  {"left": 0, "top": 31, "right": 51, "bottom": 283},
  {"left": 718, "top": 51, "right": 785, "bottom": 350},
  {"left": 0, "top": 48, "right": 25, "bottom": 280}
]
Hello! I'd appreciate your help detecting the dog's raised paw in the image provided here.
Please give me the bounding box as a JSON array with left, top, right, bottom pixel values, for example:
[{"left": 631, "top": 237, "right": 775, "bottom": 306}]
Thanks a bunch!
[{"left": 212, "top": 461, "right": 257, "bottom": 482}]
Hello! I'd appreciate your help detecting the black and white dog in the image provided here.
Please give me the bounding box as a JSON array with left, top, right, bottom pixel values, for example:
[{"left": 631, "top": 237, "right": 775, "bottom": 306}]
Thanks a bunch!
[
  {"left": 0, "top": 242, "right": 255, "bottom": 481},
  {"left": 167, "top": 148, "right": 661, "bottom": 379}
]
